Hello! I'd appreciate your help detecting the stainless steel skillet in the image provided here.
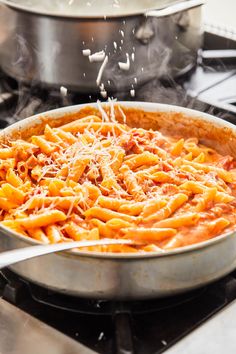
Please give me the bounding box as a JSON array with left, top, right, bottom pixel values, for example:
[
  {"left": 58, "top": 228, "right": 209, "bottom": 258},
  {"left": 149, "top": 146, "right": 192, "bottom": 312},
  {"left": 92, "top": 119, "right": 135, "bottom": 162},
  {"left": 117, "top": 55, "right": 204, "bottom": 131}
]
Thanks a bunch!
[{"left": 0, "top": 101, "right": 236, "bottom": 300}]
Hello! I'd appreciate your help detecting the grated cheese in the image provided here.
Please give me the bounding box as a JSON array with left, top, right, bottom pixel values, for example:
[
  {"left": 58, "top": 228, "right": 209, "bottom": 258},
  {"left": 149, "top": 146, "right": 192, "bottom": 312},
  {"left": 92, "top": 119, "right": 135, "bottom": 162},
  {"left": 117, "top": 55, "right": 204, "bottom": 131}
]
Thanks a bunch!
[
  {"left": 130, "top": 89, "right": 135, "bottom": 97},
  {"left": 60, "top": 86, "right": 68, "bottom": 97},
  {"left": 82, "top": 49, "right": 91, "bottom": 56},
  {"left": 96, "top": 56, "right": 108, "bottom": 86},
  {"left": 89, "top": 50, "right": 105, "bottom": 63},
  {"left": 118, "top": 53, "right": 130, "bottom": 71}
]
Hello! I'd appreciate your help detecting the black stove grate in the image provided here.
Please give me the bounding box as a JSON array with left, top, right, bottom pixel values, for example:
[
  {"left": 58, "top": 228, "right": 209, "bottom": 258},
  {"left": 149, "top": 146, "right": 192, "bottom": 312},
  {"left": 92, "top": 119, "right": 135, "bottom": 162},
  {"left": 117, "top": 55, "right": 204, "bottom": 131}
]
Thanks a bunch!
[{"left": 1, "top": 269, "right": 236, "bottom": 354}]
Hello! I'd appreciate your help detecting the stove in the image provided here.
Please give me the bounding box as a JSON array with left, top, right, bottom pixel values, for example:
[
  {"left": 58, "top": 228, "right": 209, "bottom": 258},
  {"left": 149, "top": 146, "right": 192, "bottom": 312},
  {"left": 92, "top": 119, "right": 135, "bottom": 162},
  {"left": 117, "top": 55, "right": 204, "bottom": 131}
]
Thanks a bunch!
[{"left": 1, "top": 26, "right": 236, "bottom": 354}]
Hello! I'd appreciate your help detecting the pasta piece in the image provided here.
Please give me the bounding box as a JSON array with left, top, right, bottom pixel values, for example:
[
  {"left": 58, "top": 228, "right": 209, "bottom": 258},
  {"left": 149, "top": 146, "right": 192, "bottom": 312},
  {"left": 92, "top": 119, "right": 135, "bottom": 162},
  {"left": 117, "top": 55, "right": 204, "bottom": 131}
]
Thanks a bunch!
[
  {"left": 214, "top": 192, "right": 234, "bottom": 204},
  {"left": 1, "top": 220, "right": 28, "bottom": 236},
  {"left": 48, "top": 179, "right": 66, "bottom": 196},
  {"left": 164, "top": 218, "right": 230, "bottom": 249},
  {"left": 84, "top": 206, "right": 137, "bottom": 223},
  {"left": 56, "top": 164, "right": 69, "bottom": 179},
  {"left": 0, "top": 158, "right": 16, "bottom": 170},
  {"left": 63, "top": 221, "right": 88, "bottom": 240},
  {"left": 163, "top": 235, "right": 182, "bottom": 250},
  {"left": 143, "top": 193, "right": 188, "bottom": 223},
  {"left": 106, "top": 218, "right": 132, "bottom": 229},
  {"left": 193, "top": 152, "right": 205, "bottom": 163},
  {"left": 180, "top": 181, "right": 205, "bottom": 194},
  {"left": 17, "top": 162, "right": 29, "bottom": 179},
  {"left": 90, "top": 219, "right": 113, "bottom": 238},
  {"left": 123, "top": 227, "right": 177, "bottom": 242},
  {"left": 99, "top": 157, "right": 123, "bottom": 192},
  {"left": 31, "top": 165, "right": 43, "bottom": 181},
  {"left": 0, "top": 148, "right": 14, "bottom": 159},
  {"left": 141, "top": 244, "right": 163, "bottom": 252},
  {"left": 141, "top": 199, "right": 167, "bottom": 218},
  {"left": 31, "top": 136, "right": 56, "bottom": 155},
  {"left": 60, "top": 115, "right": 102, "bottom": 131},
  {"left": 195, "top": 188, "right": 217, "bottom": 212},
  {"left": 0, "top": 197, "right": 18, "bottom": 211},
  {"left": 16, "top": 210, "right": 67, "bottom": 228},
  {"left": 25, "top": 196, "right": 80, "bottom": 210},
  {"left": 180, "top": 182, "right": 234, "bottom": 203},
  {"left": 97, "top": 196, "right": 128, "bottom": 211},
  {"left": 119, "top": 202, "right": 146, "bottom": 216},
  {"left": 25, "top": 155, "right": 38, "bottom": 169},
  {"left": 120, "top": 165, "right": 146, "bottom": 200},
  {"left": 82, "top": 183, "right": 101, "bottom": 202},
  {"left": 64, "top": 221, "right": 99, "bottom": 240},
  {"left": 109, "top": 149, "right": 125, "bottom": 173},
  {"left": 67, "top": 158, "right": 90, "bottom": 182},
  {"left": 124, "top": 151, "right": 159, "bottom": 170},
  {"left": 181, "top": 159, "right": 233, "bottom": 183},
  {"left": 55, "top": 128, "right": 77, "bottom": 144},
  {"left": 184, "top": 152, "right": 193, "bottom": 161},
  {"left": 1, "top": 183, "right": 25, "bottom": 204},
  {"left": 28, "top": 228, "right": 50, "bottom": 243},
  {"left": 171, "top": 138, "right": 184, "bottom": 156},
  {"left": 150, "top": 171, "right": 174, "bottom": 183},
  {"left": 207, "top": 218, "right": 230, "bottom": 235},
  {"left": 154, "top": 213, "right": 199, "bottom": 228}
]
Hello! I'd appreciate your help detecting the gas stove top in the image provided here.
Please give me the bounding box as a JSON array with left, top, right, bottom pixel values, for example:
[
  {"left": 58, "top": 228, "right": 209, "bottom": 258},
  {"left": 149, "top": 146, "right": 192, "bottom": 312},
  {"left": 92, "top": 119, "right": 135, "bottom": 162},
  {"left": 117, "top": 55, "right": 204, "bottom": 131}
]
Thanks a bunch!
[{"left": 1, "top": 27, "right": 236, "bottom": 354}]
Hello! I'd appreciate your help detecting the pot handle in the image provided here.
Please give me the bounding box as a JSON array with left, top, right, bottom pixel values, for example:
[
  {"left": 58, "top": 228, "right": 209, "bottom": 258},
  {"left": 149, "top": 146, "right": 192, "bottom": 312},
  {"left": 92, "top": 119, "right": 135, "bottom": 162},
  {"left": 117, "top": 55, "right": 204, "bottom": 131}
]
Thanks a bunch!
[{"left": 146, "top": 0, "right": 205, "bottom": 18}]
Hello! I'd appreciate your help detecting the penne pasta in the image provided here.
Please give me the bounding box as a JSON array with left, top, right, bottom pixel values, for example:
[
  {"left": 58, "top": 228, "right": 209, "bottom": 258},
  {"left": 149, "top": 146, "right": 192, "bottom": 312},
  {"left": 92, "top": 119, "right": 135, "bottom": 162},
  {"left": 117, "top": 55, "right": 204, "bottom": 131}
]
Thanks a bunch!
[
  {"left": 123, "top": 227, "right": 177, "bottom": 242},
  {"left": 97, "top": 196, "right": 128, "bottom": 211},
  {"left": 31, "top": 136, "right": 56, "bottom": 155},
  {"left": 90, "top": 218, "right": 113, "bottom": 238},
  {"left": 124, "top": 151, "right": 159, "bottom": 170},
  {"left": 154, "top": 213, "right": 200, "bottom": 228},
  {"left": 120, "top": 165, "right": 146, "bottom": 200},
  {"left": 106, "top": 218, "right": 132, "bottom": 229},
  {"left": 84, "top": 206, "right": 137, "bottom": 223},
  {"left": 1, "top": 183, "right": 25, "bottom": 204},
  {"left": 25, "top": 196, "right": 81, "bottom": 210},
  {"left": 0, "top": 110, "right": 235, "bottom": 253},
  {"left": 16, "top": 210, "right": 67, "bottom": 228},
  {"left": 143, "top": 194, "right": 188, "bottom": 223},
  {"left": 28, "top": 228, "right": 50, "bottom": 243},
  {"left": 119, "top": 202, "right": 146, "bottom": 216}
]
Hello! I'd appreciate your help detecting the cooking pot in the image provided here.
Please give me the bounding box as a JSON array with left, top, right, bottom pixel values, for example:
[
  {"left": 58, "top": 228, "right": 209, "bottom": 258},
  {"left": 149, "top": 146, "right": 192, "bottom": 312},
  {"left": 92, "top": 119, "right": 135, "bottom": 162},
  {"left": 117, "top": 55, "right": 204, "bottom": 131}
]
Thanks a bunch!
[
  {"left": 0, "top": 0, "right": 204, "bottom": 93},
  {"left": 0, "top": 101, "right": 236, "bottom": 300}
]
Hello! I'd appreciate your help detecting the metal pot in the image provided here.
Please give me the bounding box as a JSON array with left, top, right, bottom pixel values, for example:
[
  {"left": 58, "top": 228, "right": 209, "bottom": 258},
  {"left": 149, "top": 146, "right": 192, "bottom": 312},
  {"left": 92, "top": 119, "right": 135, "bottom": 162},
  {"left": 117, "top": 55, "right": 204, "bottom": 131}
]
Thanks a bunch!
[
  {"left": 0, "top": 101, "right": 236, "bottom": 300},
  {"left": 0, "top": 0, "right": 204, "bottom": 93}
]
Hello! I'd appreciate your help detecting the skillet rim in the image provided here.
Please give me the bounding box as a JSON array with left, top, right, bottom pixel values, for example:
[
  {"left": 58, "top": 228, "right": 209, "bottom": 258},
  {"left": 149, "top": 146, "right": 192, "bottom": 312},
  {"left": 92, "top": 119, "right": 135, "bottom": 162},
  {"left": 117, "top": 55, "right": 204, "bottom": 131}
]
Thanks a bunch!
[{"left": 1, "top": 100, "right": 236, "bottom": 260}]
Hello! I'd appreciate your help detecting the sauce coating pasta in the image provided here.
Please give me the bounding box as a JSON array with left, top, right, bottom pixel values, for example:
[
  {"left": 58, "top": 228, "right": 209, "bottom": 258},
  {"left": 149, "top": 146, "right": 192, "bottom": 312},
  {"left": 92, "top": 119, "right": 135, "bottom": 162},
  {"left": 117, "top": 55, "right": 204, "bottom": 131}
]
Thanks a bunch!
[{"left": 0, "top": 108, "right": 236, "bottom": 253}]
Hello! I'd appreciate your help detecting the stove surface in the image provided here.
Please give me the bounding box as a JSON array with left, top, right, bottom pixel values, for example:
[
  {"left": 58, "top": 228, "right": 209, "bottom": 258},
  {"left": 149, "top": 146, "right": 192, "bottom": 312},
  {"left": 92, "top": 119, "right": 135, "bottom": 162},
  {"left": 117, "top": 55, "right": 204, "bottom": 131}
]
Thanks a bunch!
[
  {"left": 0, "top": 27, "right": 236, "bottom": 354},
  {"left": 1, "top": 269, "right": 236, "bottom": 354}
]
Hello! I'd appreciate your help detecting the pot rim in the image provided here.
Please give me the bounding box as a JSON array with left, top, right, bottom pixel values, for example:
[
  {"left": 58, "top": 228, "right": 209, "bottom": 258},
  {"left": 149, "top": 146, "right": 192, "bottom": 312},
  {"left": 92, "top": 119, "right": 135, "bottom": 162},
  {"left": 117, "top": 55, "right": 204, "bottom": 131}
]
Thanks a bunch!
[
  {"left": 0, "top": 0, "right": 203, "bottom": 19},
  {"left": 1, "top": 100, "right": 236, "bottom": 260}
]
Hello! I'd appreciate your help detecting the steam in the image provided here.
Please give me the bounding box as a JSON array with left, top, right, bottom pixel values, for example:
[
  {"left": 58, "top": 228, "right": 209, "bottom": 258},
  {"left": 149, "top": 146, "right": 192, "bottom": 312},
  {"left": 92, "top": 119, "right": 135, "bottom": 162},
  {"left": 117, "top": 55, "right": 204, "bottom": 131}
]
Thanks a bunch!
[{"left": 0, "top": 0, "right": 218, "bottom": 126}]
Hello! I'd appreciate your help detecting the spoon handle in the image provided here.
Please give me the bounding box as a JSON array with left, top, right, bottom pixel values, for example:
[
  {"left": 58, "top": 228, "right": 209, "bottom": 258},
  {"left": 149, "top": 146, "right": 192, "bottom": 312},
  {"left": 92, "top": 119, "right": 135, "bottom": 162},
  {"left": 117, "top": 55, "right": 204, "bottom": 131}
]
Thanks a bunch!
[{"left": 0, "top": 239, "right": 132, "bottom": 269}]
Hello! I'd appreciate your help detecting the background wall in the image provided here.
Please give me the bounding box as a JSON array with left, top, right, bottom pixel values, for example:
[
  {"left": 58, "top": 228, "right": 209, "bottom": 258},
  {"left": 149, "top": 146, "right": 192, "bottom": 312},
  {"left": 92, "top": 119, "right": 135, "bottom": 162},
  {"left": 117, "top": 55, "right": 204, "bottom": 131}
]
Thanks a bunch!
[{"left": 204, "top": 0, "right": 236, "bottom": 29}]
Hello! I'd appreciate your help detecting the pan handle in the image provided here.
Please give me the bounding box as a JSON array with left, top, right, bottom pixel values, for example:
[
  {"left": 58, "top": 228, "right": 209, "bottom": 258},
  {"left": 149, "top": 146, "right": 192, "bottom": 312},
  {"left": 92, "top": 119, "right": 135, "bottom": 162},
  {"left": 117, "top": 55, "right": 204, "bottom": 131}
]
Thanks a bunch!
[{"left": 146, "top": 0, "right": 205, "bottom": 18}]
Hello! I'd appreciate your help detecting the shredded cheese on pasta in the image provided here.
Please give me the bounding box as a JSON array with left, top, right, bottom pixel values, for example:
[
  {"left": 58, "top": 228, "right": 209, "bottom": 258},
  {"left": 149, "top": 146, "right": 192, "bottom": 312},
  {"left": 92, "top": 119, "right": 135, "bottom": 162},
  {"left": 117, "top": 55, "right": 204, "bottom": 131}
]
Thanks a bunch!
[{"left": 0, "top": 108, "right": 236, "bottom": 253}]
